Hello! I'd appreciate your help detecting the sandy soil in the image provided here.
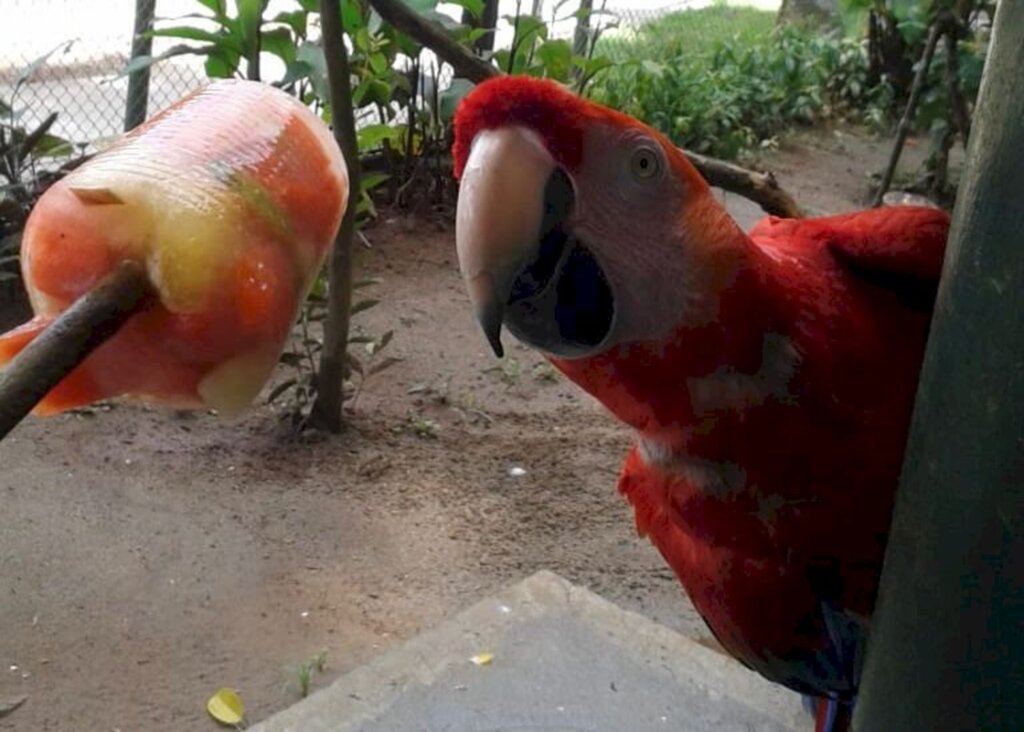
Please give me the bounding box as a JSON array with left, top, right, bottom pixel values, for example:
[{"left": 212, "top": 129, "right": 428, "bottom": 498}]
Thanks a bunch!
[{"left": 0, "top": 126, "right": 937, "bottom": 731}]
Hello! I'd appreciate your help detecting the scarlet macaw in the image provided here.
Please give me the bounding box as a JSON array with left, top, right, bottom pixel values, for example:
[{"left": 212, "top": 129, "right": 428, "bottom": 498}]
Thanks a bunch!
[{"left": 452, "top": 76, "right": 948, "bottom": 730}]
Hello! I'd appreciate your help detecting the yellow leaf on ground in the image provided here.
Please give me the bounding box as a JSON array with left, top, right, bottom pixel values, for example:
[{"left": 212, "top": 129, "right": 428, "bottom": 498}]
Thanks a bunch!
[{"left": 207, "top": 688, "right": 245, "bottom": 726}]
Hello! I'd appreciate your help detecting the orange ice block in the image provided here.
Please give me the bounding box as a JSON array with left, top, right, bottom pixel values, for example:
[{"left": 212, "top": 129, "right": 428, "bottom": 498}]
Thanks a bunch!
[{"left": 0, "top": 79, "right": 348, "bottom": 416}]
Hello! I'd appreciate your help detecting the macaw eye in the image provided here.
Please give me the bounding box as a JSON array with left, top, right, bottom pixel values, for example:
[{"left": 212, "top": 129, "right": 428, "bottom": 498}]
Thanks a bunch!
[{"left": 630, "top": 146, "right": 660, "bottom": 180}]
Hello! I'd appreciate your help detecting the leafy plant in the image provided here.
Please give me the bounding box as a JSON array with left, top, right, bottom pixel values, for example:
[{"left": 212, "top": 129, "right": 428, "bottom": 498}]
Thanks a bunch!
[
  {"left": 487, "top": 1, "right": 618, "bottom": 94},
  {"left": 124, "top": 0, "right": 317, "bottom": 82},
  {"left": 269, "top": 274, "right": 399, "bottom": 426},
  {"left": 1, "top": 44, "right": 80, "bottom": 284},
  {"left": 284, "top": 648, "right": 328, "bottom": 699},
  {"left": 591, "top": 25, "right": 888, "bottom": 160},
  {"left": 407, "top": 415, "right": 440, "bottom": 438},
  {"left": 596, "top": 5, "right": 776, "bottom": 63}
]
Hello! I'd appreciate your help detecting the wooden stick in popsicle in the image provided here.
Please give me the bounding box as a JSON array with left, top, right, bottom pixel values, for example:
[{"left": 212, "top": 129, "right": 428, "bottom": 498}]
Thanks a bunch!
[
  {"left": 0, "top": 80, "right": 349, "bottom": 440},
  {"left": 0, "top": 262, "right": 153, "bottom": 440}
]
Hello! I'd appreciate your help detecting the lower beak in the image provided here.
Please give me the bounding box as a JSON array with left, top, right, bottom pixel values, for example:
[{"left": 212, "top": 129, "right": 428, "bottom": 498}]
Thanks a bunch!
[{"left": 456, "top": 127, "right": 555, "bottom": 357}]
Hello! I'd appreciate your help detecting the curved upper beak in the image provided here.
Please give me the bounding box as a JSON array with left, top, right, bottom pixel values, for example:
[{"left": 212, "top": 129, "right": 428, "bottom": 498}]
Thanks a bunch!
[{"left": 456, "top": 127, "right": 555, "bottom": 357}]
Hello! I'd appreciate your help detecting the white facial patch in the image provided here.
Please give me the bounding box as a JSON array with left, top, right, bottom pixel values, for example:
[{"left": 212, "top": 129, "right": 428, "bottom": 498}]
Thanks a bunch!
[
  {"left": 687, "top": 333, "right": 800, "bottom": 416},
  {"left": 637, "top": 437, "right": 746, "bottom": 497}
]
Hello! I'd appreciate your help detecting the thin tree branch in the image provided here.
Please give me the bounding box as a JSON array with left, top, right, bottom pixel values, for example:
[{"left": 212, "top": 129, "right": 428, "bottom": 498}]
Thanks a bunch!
[
  {"left": 944, "top": 26, "right": 972, "bottom": 143},
  {"left": 0, "top": 261, "right": 154, "bottom": 440},
  {"left": 309, "top": 0, "right": 362, "bottom": 432},
  {"left": 873, "top": 19, "right": 945, "bottom": 207},
  {"left": 685, "top": 150, "right": 803, "bottom": 218}
]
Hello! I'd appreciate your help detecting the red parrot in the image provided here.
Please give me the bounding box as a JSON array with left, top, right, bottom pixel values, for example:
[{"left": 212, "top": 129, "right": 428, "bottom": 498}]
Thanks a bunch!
[
  {"left": 452, "top": 76, "right": 948, "bottom": 730},
  {"left": 0, "top": 80, "right": 347, "bottom": 416}
]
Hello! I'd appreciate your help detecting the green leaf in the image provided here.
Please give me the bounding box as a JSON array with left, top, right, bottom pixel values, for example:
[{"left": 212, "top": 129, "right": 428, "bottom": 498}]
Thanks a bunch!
[
  {"left": 367, "top": 10, "right": 384, "bottom": 34},
  {"left": 149, "top": 25, "right": 239, "bottom": 52},
  {"left": 346, "top": 352, "right": 365, "bottom": 376},
  {"left": 507, "top": 13, "right": 547, "bottom": 55},
  {"left": 462, "top": 27, "right": 490, "bottom": 44},
  {"left": 235, "top": 0, "right": 266, "bottom": 58},
  {"left": 121, "top": 54, "right": 158, "bottom": 76},
  {"left": 262, "top": 27, "right": 296, "bottom": 64},
  {"left": 353, "top": 27, "right": 372, "bottom": 53},
  {"left": 640, "top": 60, "right": 665, "bottom": 76},
  {"left": 196, "top": 0, "right": 227, "bottom": 19},
  {"left": 368, "top": 52, "right": 389, "bottom": 75},
  {"left": 204, "top": 47, "right": 240, "bottom": 78},
  {"left": 340, "top": 0, "right": 364, "bottom": 31},
  {"left": 439, "top": 78, "right": 475, "bottom": 123},
  {"left": 360, "top": 172, "right": 390, "bottom": 196},
  {"left": 120, "top": 44, "right": 216, "bottom": 77},
  {"left": 29, "top": 132, "right": 73, "bottom": 159},
  {"left": 265, "top": 379, "right": 297, "bottom": 404},
  {"left": 364, "top": 79, "right": 393, "bottom": 108},
  {"left": 353, "top": 277, "right": 383, "bottom": 289},
  {"left": 450, "top": 0, "right": 483, "bottom": 18},
  {"left": 271, "top": 9, "right": 307, "bottom": 37},
  {"left": 295, "top": 41, "right": 329, "bottom": 102},
  {"left": 14, "top": 41, "right": 74, "bottom": 92},
  {"left": 357, "top": 124, "right": 405, "bottom": 152},
  {"left": 357, "top": 190, "right": 377, "bottom": 219},
  {"left": 368, "top": 356, "right": 402, "bottom": 376},
  {"left": 536, "top": 39, "right": 572, "bottom": 81},
  {"left": 350, "top": 298, "right": 379, "bottom": 316}
]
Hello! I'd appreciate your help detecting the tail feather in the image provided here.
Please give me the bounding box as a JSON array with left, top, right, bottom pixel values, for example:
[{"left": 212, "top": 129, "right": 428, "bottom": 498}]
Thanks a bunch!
[{"left": 815, "top": 698, "right": 853, "bottom": 732}]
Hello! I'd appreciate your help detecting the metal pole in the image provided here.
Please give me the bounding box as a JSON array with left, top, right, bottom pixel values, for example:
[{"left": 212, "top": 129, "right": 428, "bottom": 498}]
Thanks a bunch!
[
  {"left": 854, "top": 1, "right": 1024, "bottom": 729},
  {"left": 124, "top": 0, "right": 155, "bottom": 131}
]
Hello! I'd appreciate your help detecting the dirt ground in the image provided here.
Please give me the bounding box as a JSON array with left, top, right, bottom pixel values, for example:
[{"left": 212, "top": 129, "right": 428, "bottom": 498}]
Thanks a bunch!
[{"left": 0, "top": 127, "right": 937, "bottom": 731}]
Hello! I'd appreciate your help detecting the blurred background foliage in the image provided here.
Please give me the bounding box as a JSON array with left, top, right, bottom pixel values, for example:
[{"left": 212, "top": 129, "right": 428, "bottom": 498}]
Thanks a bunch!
[{"left": 0, "top": 0, "right": 994, "bottom": 418}]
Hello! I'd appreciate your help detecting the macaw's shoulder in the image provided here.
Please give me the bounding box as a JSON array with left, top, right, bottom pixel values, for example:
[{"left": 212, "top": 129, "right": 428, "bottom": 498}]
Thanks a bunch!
[{"left": 749, "top": 206, "right": 950, "bottom": 282}]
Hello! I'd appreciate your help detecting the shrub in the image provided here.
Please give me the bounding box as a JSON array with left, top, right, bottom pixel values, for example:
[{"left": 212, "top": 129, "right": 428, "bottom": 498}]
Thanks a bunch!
[{"left": 590, "top": 24, "right": 889, "bottom": 160}]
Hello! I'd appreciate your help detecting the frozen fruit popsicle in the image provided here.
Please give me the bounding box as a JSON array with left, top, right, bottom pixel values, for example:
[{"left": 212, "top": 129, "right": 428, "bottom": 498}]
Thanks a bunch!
[{"left": 0, "top": 79, "right": 348, "bottom": 417}]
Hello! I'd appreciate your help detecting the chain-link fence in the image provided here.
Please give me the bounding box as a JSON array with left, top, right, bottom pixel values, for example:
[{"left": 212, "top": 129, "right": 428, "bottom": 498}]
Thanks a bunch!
[
  {"left": 0, "top": 0, "right": 207, "bottom": 146},
  {"left": 0, "top": 0, "right": 752, "bottom": 148}
]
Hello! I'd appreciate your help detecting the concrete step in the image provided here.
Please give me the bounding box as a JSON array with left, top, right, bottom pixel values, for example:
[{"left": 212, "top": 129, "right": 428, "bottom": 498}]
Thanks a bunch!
[{"left": 251, "top": 571, "right": 809, "bottom": 732}]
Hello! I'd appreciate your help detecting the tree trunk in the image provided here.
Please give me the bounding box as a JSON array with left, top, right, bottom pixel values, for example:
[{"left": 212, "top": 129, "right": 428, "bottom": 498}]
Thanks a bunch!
[
  {"left": 854, "top": 1, "right": 1024, "bottom": 728},
  {"left": 309, "top": 0, "right": 362, "bottom": 432}
]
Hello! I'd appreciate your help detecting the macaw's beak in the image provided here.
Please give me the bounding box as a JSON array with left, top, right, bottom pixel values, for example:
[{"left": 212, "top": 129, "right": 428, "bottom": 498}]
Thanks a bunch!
[{"left": 455, "top": 127, "right": 559, "bottom": 358}]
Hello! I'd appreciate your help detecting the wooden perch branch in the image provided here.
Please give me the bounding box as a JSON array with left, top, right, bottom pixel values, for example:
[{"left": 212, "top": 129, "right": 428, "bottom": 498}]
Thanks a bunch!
[
  {"left": 685, "top": 150, "right": 802, "bottom": 218},
  {"left": 367, "top": 0, "right": 803, "bottom": 218},
  {"left": 0, "top": 261, "right": 154, "bottom": 440}
]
